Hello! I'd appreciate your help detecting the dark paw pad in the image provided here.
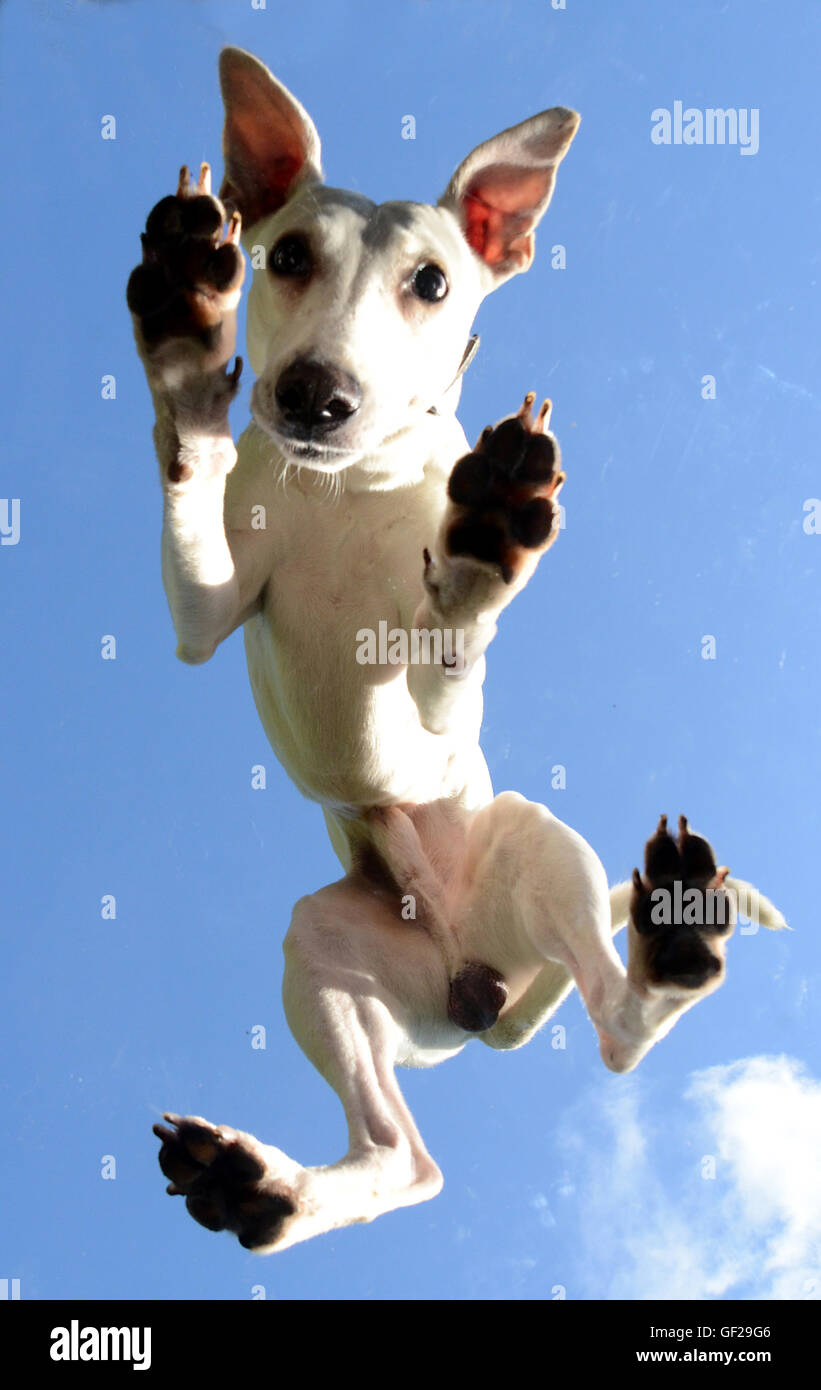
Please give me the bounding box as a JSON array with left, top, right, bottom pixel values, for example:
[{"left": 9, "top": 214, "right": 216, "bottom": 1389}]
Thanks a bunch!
[
  {"left": 445, "top": 394, "right": 564, "bottom": 581},
  {"left": 127, "top": 164, "right": 245, "bottom": 349},
  {"left": 650, "top": 933, "right": 723, "bottom": 990},
  {"left": 630, "top": 815, "right": 733, "bottom": 990},
  {"left": 153, "top": 1114, "right": 296, "bottom": 1250}
]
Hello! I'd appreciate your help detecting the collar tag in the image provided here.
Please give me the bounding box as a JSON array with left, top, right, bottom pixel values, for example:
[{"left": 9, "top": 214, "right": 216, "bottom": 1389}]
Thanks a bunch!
[{"left": 428, "top": 334, "right": 480, "bottom": 415}]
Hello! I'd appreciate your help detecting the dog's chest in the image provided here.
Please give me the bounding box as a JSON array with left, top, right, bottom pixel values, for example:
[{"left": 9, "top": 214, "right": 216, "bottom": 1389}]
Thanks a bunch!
[
  {"left": 228, "top": 440, "right": 456, "bottom": 806},
  {"left": 262, "top": 479, "right": 436, "bottom": 645}
]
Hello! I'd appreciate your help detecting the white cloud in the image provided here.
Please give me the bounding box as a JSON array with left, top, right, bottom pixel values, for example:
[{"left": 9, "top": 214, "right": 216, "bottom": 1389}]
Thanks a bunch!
[
  {"left": 530, "top": 1192, "right": 557, "bottom": 1229},
  {"left": 554, "top": 1055, "right": 821, "bottom": 1300}
]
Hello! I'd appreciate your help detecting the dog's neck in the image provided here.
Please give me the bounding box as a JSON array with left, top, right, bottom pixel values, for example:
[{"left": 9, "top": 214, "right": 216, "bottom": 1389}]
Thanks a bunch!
[
  {"left": 343, "top": 410, "right": 464, "bottom": 493},
  {"left": 246, "top": 393, "right": 467, "bottom": 495}
]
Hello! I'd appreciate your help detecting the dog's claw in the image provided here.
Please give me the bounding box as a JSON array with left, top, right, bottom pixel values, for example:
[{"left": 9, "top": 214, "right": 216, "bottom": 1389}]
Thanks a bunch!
[
  {"left": 226, "top": 210, "right": 242, "bottom": 244},
  {"left": 517, "top": 391, "right": 537, "bottom": 423},
  {"left": 515, "top": 393, "right": 552, "bottom": 433},
  {"left": 176, "top": 163, "right": 213, "bottom": 199}
]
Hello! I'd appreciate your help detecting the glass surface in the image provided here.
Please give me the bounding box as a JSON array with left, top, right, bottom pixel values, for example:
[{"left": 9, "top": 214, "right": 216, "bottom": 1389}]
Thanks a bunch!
[{"left": 3, "top": 0, "right": 819, "bottom": 1306}]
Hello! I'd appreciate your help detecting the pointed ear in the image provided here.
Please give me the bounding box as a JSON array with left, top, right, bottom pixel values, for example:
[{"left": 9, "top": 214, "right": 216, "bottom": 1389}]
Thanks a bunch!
[
  {"left": 218, "top": 47, "right": 323, "bottom": 228},
  {"left": 440, "top": 107, "right": 579, "bottom": 287}
]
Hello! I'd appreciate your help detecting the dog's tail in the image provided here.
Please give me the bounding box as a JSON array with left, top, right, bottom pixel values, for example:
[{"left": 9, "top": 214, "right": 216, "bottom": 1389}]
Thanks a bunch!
[
  {"left": 608, "top": 877, "right": 790, "bottom": 932},
  {"left": 723, "top": 876, "right": 790, "bottom": 931},
  {"left": 608, "top": 880, "right": 634, "bottom": 933}
]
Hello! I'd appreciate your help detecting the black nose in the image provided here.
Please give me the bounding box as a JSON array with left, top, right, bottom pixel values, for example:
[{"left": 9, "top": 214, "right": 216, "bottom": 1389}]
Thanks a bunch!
[{"left": 275, "top": 357, "right": 361, "bottom": 434}]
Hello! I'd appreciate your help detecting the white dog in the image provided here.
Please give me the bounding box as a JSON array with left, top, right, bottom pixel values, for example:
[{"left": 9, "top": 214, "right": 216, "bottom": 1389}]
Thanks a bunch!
[{"left": 127, "top": 47, "right": 786, "bottom": 1253}]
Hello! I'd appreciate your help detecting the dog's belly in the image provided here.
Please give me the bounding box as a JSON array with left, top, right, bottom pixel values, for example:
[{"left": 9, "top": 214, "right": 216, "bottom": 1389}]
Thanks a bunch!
[{"left": 243, "top": 600, "right": 487, "bottom": 813}]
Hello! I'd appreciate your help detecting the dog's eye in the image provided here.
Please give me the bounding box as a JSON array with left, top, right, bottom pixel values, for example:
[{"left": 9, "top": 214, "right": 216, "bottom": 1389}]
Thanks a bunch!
[
  {"left": 411, "top": 263, "right": 448, "bottom": 302},
  {"left": 269, "top": 235, "right": 312, "bottom": 278}
]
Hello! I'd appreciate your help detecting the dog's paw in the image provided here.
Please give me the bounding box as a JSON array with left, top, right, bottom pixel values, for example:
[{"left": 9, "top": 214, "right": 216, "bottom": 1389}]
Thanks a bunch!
[
  {"left": 127, "top": 163, "right": 245, "bottom": 386},
  {"left": 153, "top": 1113, "right": 298, "bottom": 1251},
  {"left": 629, "top": 815, "right": 734, "bottom": 992},
  {"left": 445, "top": 393, "right": 565, "bottom": 584}
]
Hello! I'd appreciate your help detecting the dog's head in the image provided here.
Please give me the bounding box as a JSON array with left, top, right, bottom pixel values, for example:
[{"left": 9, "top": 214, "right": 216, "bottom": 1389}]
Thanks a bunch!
[{"left": 218, "top": 47, "right": 579, "bottom": 474}]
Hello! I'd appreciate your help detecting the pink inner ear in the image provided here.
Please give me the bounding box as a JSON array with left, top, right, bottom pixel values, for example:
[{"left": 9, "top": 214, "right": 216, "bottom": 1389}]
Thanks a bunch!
[
  {"left": 462, "top": 165, "right": 555, "bottom": 267},
  {"left": 226, "top": 108, "right": 307, "bottom": 216},
  {"left": 263, "top": 153, "right": 305, "bottom": 203}
]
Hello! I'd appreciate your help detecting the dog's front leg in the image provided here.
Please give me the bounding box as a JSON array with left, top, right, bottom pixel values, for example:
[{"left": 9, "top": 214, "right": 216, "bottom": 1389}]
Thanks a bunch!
[
  {"left": 408, "top": 394, "right": 564, "bottom": 734},
  {"left": 127, "top": 165, "right": 265, "bottom": 663}
]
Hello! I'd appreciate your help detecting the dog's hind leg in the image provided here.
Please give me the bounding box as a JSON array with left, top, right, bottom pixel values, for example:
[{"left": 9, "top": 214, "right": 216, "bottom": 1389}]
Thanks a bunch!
[
  {"left": 458, "top": 797, "right": 785, "bottom": 1074},
  {"left": 154, "top": 877, "right": 454, "bottom": 1252}
]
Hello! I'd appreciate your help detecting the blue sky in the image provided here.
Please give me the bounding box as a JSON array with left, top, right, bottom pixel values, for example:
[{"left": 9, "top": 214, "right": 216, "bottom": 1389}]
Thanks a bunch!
[{"left": 3, "top": 0, "right": 820, "bottom": 1301}]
